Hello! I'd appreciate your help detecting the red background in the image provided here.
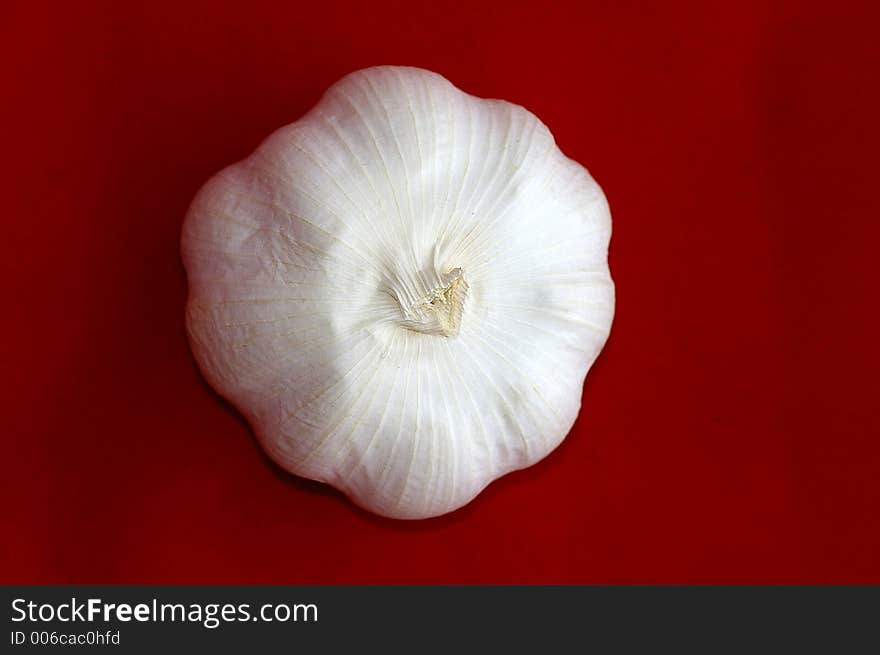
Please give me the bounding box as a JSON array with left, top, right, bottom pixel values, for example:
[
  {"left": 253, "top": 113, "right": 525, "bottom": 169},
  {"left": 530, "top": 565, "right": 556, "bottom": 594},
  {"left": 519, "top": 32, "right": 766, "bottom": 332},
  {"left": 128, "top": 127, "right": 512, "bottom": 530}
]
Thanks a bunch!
[{"left": 3, "top": 1, "right": 878, "bottom": 583}]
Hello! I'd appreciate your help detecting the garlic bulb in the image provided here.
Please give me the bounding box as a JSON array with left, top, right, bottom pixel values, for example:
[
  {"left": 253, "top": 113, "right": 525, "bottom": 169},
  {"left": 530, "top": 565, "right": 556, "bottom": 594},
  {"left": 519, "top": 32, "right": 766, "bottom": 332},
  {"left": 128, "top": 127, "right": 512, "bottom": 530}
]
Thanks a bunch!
[{"left": 182, "top": 66, "right": 614, "bottom": 519}]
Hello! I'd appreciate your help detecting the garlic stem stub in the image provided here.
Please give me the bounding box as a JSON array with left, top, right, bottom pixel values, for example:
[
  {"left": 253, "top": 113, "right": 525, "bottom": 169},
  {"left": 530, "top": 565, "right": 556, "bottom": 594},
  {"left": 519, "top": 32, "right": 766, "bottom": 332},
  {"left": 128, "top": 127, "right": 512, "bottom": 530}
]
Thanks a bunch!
[{"left": 181, "top": 66, "right": 614, "bottom": 519}]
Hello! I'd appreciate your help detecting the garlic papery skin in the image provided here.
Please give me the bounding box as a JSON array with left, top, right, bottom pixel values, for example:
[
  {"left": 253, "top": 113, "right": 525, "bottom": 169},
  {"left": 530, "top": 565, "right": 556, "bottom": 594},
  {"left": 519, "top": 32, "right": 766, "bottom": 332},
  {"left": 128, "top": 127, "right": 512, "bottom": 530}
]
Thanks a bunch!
[{"left": 181, "top": 66, "right": 614, "bottom": 519}]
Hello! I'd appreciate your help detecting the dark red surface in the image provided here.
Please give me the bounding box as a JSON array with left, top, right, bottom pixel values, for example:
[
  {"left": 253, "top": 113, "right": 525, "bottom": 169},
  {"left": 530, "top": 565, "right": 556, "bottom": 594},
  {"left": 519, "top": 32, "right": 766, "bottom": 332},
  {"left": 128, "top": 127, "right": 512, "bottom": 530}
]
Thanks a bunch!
[{"left": 2, "top": 1, "right": 878, "bottom": 583}]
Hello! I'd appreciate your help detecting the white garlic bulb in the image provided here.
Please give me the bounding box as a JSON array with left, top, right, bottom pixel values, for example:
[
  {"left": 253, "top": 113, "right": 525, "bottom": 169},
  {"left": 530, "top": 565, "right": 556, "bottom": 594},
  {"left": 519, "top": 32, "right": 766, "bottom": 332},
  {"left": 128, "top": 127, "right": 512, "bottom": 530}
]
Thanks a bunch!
[{"left": 182, "top": 66, "right": 614, "bottom": 519}]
